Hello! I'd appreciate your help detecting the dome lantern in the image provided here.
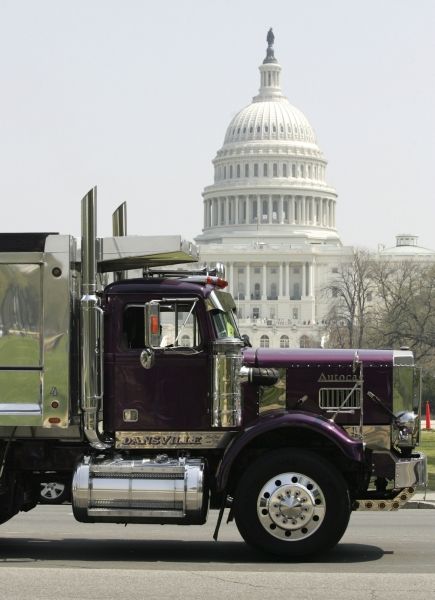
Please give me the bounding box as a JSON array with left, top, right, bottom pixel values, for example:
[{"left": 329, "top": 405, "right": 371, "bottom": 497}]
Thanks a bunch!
[{"left": 254, "top": 28, "right": 283, "bottom": 102}]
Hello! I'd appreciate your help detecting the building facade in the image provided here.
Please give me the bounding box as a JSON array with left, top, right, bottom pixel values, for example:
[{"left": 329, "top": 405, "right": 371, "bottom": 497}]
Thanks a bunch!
[{"left": 195, "top": 30, "right": 353, "bottom": 348}]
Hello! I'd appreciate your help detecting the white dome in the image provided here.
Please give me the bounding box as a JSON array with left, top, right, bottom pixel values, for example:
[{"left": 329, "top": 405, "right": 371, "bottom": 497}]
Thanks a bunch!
[
  {"left": 197, "top": 31, "right": 340, "bottom": 246},
  {"left": 224, "top": 99, "right": 317, "bottom": 146}
]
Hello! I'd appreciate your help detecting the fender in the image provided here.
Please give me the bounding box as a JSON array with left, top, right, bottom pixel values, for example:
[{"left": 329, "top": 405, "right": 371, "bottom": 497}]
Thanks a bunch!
[{"left": 216, "top": 410, "right": 365, "bottom": 492}]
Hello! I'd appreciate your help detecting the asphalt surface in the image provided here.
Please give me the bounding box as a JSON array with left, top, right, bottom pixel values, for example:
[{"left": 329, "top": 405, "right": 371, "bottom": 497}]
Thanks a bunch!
[{"left": 0, "top": 506, "right": 435, "bottom": 599}]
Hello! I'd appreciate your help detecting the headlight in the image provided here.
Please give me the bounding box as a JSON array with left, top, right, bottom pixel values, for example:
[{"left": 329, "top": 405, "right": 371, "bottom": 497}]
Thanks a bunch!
[{"left": 392, "top": 410, "right": 419, "bottom": 448}]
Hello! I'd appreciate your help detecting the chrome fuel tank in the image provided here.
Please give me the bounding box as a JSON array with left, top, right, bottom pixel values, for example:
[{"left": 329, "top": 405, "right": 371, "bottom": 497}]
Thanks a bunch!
[{"left": 72, "top": 455, "right": 208, "bottom": 524}]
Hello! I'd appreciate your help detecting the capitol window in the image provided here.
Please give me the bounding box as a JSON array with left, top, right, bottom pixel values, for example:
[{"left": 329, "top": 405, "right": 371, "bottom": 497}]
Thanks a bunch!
[
  {"left": 273, "top": 163, "right": 278, "bottom": 177},
  {"left": 260, "top": 335, "right": 270, "bottom": 348},
  {"left": 280, "top": 335, "right": 289, "bottom": 348},
  {"left": 254, "top": 163, "right": 259, "bottom": 176},
  {"left": 265, "top": 125, "right": 269, "bottom": 133},
  {"left": 223, "top": 166, "right": 226, "bottom": 179},
  {"left": 229, "top": 165, "right": 233, "bottom": 178},
  {"left": 257, "top": 125, "right": 261, "bottom": 133},
  {"left": 283, "top": 163, "right": 288, "bottom": 177},
  {"left": 292, "top": 164, "right": 296, "bottom": 177},
  {"left": 263, "top": 163, "right": 268, "bottom": 176},
  {"left": 250, "top": 126, "right": 253, "bottom": 133},
  {"left": 236, "top": 165, "right": 241, "bottom": 178},
  {"left": 245, "top": 164, "right": 249, "bottom": 177}
]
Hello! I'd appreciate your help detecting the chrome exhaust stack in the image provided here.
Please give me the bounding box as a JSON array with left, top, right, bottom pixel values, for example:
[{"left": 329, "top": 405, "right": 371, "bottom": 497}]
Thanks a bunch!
[
  {"left": 112, "top": 201, "right": 127, "bottom": 281},
  {"left": 80, "top": 187, "right": 112, "bottom": 450}
]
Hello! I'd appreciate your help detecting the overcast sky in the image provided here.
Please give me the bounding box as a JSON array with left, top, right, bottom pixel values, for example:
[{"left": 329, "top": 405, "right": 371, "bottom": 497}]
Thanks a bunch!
[{"left": 1, "top": 0, "right": 434, "bottom": 251}]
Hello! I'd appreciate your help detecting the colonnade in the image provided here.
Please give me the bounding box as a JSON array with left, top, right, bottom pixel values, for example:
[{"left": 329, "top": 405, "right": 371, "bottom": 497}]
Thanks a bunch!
[
  {"left": 203, "top": 194, "right": 336, "bottom": 229},
  {"left": 225, "top": 260, "right": 316, "bottom": 301}
]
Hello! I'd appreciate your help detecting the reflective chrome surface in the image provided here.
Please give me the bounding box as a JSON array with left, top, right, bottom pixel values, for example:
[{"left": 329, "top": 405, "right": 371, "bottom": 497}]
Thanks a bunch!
[
  {"left": 99, "top": 236, "right": 198, "bottom": 272},
  {"left": 392, "top": 353, "right": 421, "bottom": 446},
  {"left": 395, "top": 452, "right": 427, "bottom": 488},
  {"left": 115, "top": 430, "right": 237, "bottom": 449},
  {"left": 212, "top": 338, "right": 243, "bottom": 427},
  {"left": 257, "top": 471, "right": 326, "bottom": 541},
  {"left": 140, "top": 348, "right": 155, "bottom": 369},
  {"left": 80, "top": 188, "right": 112, "bottom": 449},
  {"left": 72, "top": 455, "right": 207, "bottom": 524},
  {"left": 344, "top": 425, "right": 391, "bottom": 451},
  {"left": 258, "top": 368, "right": 286, "bottom": 413},
  {"left": 112, "top": 201, "right": 128, "bottom": 281},
  {"left": 0, "top": 235, "right": 74, "bottom": 429}
]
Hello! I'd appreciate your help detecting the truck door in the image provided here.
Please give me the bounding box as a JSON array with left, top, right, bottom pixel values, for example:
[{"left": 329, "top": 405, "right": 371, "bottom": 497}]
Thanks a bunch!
[{"left": 105, "top": 297, "right": 210, "bottom": 431}]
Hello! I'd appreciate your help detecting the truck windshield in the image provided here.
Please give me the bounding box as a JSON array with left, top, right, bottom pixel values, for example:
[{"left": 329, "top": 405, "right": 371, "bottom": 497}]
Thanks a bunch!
[
  {"left": 205, "top": 289, "right": 241, "bottom": 339},
  {"left": 212, "top": 309, "right": 240, "bottom": 339}
]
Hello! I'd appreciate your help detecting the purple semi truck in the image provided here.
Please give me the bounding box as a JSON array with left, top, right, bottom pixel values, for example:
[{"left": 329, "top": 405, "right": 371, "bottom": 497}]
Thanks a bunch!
[{"left": 0, "top": 188, "right": 427, "bottom": 557}]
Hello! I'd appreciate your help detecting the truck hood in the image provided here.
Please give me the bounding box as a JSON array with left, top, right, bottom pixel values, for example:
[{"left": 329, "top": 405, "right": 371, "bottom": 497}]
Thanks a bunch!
[{"left": 242, "top": 347, "right": 394, "bottom": 368}]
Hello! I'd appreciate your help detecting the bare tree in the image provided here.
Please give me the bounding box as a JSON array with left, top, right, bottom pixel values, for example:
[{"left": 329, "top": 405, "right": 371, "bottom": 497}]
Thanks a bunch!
[
  {"left": 370, "top": 260, "right": 435, "bottom": 363},
  {"left": 323, "top": 250, "right": 375, "bottom": 348}
]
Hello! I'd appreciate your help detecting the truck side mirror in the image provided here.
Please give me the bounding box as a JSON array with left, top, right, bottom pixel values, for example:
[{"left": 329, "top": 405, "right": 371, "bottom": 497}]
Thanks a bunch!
[{"left": 144, "top": 301, "right": 161, "bottom": 348}]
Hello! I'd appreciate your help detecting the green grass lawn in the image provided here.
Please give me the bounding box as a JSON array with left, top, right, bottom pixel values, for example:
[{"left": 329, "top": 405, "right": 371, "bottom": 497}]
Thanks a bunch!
[{"left": 419, "top": 430, "right": 435, "bottom": 490}]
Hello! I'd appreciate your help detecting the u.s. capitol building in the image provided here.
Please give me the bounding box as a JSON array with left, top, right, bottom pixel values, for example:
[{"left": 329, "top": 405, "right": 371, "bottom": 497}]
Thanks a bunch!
[{"left": 195, "top": 30, "right": 353, "bottom": 348}]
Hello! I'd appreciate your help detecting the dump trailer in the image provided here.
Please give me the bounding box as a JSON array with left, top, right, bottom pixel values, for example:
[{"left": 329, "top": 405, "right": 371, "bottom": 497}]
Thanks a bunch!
[{"left": 0, "top": 187, "right": 427, "bottom": 557}]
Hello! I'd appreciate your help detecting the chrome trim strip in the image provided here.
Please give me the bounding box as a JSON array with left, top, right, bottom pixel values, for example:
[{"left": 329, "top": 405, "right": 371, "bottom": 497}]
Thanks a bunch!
[
  {"left": 115, "top": 430, "right": 237, "bottom": 449},
  {"left": 354, "top": 487, "right": 416, "bottom": 511}
]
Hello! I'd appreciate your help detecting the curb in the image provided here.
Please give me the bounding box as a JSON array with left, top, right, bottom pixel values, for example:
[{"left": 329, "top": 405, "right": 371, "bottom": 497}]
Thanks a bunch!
[{"left": 403, "top": 500, "right": 435, "bottom": 509}]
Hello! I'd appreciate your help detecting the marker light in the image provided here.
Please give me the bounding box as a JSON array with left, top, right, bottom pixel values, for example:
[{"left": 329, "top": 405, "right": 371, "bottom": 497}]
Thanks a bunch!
[{"left": 150, "top": 314, "right": 159, "bottom": 335}]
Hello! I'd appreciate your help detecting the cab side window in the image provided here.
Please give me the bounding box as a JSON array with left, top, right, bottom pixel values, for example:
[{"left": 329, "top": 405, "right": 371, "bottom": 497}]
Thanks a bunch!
[
  {"left": 160, "top": 302, "right": 201, "bottom": 348},
  {"left": 123, "top": 302, "right": 202, "bottom": 349}
]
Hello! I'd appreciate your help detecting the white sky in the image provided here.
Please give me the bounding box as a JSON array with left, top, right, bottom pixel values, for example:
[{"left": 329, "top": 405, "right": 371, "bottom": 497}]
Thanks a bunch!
[{"left": 0, "top": 0, "right": 434, "bottom": 251}]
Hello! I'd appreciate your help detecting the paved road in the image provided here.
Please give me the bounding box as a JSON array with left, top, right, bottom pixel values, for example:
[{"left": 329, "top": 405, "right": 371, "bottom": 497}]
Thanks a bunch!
[{"left": 0, "top": 506, "right": 435, "bottom": 599}]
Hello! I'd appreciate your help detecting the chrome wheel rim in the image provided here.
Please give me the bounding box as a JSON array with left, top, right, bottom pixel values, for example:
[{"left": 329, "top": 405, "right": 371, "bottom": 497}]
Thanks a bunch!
[
  {"left": 257, "top": 471, "right": 326, "bottom": 541},
  {"left": 40, "top": 482, "right": 65, "bottom": 501}
]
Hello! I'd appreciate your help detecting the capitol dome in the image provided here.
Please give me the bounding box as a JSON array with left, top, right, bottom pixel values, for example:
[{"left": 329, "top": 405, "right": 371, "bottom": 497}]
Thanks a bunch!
[
  {"left": 196, "top": 30, "right": 340, "bottom": 246},
  {"left": 223, "top": 99, "right": 318, "bottom": 147}
]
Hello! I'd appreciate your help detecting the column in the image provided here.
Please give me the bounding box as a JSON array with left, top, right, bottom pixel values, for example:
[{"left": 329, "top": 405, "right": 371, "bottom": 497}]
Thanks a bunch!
[
  {"left": 250, "top": 195, "right": 255, "bottom": 224},
  {"left": 229, "top": 262, "right": 234, "bottom": 295},
  {"left": 301, "top": 197, "right": 306, "bottom": 224},
  {"left": 268, "top": 195, "right": 273, "bottom": 224},
  {"left": 280, "top": 195, "right": 284, "bottom": 224},
  {"left": 235, "top": 196, "right": 239, "bottom": 225},
  {"left": 320, "top": 198, "right": 324, "bottom": 227},
  {"left": 308, "top": 261, "right": 314, "bottom": 297},
  {"left": 279, "top": 262, "right": 284, "bottom": 298},
  {"left": 262, "top": 263, "right": 267, "bottom": 300},
  {"left": 302, "top": 262, "right": 306, "bottom": 297},
  {"left": 225, "top": 197, "right": 229, "bottom": 225},
  {"left": 311, "top": 197, "right": 315, "bottom": 225},
  {"left": 286, "top": 263, "right": 291, "bottom": 298},
  {"left": 291, "top": 196, "right": 295, "bottom": 224},
  {"left": 246, "top": 263, "right": 251, "bottom": 300}
]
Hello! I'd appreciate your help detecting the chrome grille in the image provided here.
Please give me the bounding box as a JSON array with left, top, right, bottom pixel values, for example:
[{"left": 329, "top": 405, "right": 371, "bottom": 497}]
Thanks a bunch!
[{"left": 319, "top": 387, "right": 361, "bottom": 411}]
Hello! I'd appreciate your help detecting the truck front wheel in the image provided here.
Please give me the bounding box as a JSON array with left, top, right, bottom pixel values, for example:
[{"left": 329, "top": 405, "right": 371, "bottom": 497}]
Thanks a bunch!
[{"left": 233, "top": 449, "right": 351, "bottom": 558}]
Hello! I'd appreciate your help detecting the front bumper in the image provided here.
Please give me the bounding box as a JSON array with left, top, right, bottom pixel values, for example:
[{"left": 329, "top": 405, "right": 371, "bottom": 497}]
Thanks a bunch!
[
  {"left": 395, "top": 452, "right": 427, "bottom": 488},
  {"left": 354, "top": 452, "right": 427, "bottom": 512}
]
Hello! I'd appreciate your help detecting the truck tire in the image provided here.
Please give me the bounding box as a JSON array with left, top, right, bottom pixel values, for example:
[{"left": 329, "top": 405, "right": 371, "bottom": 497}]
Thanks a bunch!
[{"left": 233, "top": 448, "right": 351, "bottom": 558}]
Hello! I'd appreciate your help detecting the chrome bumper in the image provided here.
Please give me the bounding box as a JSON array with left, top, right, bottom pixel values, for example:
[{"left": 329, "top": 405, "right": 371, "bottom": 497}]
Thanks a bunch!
[
  {"left": 354, "top": 452, "right": 427, "bottom": 512},
  {"left": 395, "top": 452, "right": 427, "bottom": 488}
]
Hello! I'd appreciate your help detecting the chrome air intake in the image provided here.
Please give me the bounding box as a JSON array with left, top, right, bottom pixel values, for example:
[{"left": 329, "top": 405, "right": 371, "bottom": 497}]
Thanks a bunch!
[
  {"left": 212, "top": 338, "right": 244, "bottom": 427},
  {"left": 72, "top": 455, "right": 208, "bottom": 524},
  {"left": 80, "top": 188, "right": 112, "bottom": 450}
]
